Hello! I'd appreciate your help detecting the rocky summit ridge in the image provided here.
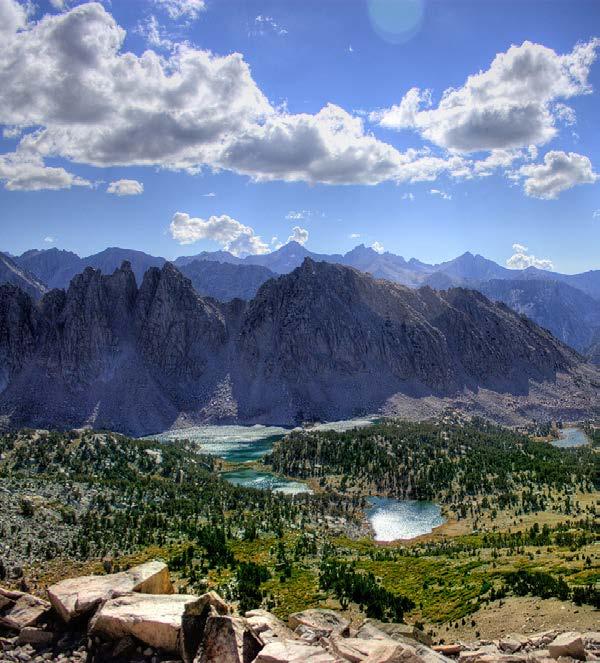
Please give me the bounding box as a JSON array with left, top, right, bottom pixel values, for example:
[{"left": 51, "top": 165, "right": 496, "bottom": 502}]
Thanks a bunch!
[
  {"left": 1, "top": 560, "right": 599, "bottom": 663},
  {"left": 0, "top": 258, "right": 598, "bottom": 435}
]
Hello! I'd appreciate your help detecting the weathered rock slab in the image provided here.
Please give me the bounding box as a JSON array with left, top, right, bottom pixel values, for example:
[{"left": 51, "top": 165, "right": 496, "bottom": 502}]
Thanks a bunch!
[
  {"left": 288, "top": 609, "right": 350, "bottom": 638},
  {"left": 252, "top": 640, "right": 337, "bottom": 662},
  {"left": 89, "top": 592, "right": 200, "bottom": 658},
  {"left": 0, "top": 588, "right": 51, "bottom": 630},
  {"left": 47, "top": 560, "right": 172, "bottom": 622},
  {"left": 547, "top": 632, "right": 585, "bottom": 661},
  {"left": 245, "top": 609, "right": 296, "bottom": 643},
  {"left": 195, "top": 614, "right": 262, "bottom": 663}
]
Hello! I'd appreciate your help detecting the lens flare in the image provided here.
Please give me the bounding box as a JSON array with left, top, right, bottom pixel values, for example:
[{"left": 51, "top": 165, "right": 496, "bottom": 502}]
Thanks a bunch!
[{"left": 367, "top": 0, "right": 425, "bottom": 44}]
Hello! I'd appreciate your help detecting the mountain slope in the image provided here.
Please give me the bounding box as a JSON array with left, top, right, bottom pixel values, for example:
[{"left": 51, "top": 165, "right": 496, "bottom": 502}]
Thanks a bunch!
[
  {"left": 0, "top": 253, "right": 48, "bottom": 300},
  {"left": 477, "top": 279, "right": 600, "bottom": 354},
  {"left": 0, "top": 259, "right": 597, "bottom": 434},
  {"left": 178, "top": 260, "right": 275, "bottom": 301}
]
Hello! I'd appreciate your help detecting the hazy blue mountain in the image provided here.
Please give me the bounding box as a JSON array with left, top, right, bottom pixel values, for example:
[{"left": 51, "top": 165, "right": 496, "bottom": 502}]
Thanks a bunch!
[
  {"left": 477, "top": 278, "right": 600, "bottom": 354},
  {"left": 178, "top": 260, "right": 276, "bottom": 301},
  {"left": 16, "top": 248, "right": 82, "bottom": 289}
]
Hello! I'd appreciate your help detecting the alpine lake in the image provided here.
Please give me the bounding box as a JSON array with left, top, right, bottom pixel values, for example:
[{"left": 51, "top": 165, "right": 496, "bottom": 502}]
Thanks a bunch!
[{"left": 146, "top": 419, "right": 446, "bottom": 542}]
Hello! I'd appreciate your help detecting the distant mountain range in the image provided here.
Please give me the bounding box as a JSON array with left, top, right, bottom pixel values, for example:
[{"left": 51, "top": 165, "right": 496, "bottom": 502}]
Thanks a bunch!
[
  {"left": 0, "top": 258, "right": 597, "bottom": 434},
  {"left": 4, "top": 242, "right": 600, "bottom": 361}
]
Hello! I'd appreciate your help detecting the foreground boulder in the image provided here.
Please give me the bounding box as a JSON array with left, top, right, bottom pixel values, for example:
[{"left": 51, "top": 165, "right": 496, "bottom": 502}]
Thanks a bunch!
[
  {"left": 0, "top": 587, "right": 52, "bottom": 630},
  {"left": 89, "top": 591, "right": 227, "bottom": 662},
  {"left": 547, "top": 632, "right": 586, "bottom": 660},
  {"left": 245, "top": 609, "right": 296, "bottom": 644},
  {"left": 47, "top": 560, "right": 172, "bottom": 622},
  {"left": 195, "top": 613, "right": 262, "bottom": 662},
  {"left": 252, "top": 640, "right": 337, "bottom": 662},
  {"left": 288, "top": 608, "right": 350, "bottom": 638}
]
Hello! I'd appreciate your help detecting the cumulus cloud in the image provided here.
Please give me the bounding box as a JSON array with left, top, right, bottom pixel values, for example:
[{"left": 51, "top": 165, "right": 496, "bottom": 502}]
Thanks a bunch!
[
  {"left": 349, "top": 233, "right": 361, "bottom": 238},
  {"left": 0, "top": 3, "right": 455, "bottom": 189},
  {"left": 107, "top": 179, "right": 144, "bottom": 196},
  {"left": 169, "top": 212, "right": 269, "bottom": 256},
  {"left": 152, "top": 0, "right": 206, "bottom": 21},
  {"left": 287, "top": 226, "right": 308, "bottom": 245},
  {"left": 518, "top": 150, "right": 597, "bottom": 199},
  {"left": 506, "top": 243, "right": 553, "bottom": 270},
  {"left": 135, "top": 15, "right": 173, "bottom": 50},
  {"left": 373, "top": 40, "right": 599, "bottom": 153},
  {"left": 429, "top": 188, "right": 451, "bottom": 200},
  {"left": 0, "top": 0, "right": 30, "bottom": 36},
  {"left": 0, "top": 151, "right": 91, "bottom": 191},
  {"left": 44, "top": 236, "right": 55, "bottom": 243},
  {"left": 371, "top": 241, "right": 384, "bottom": 254}
]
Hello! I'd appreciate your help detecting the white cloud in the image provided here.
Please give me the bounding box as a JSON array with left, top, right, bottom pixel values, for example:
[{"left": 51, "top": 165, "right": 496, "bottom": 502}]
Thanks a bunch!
[
  {"left": 252, "top": 15, "right": 287, "bottom": 36},
  {"left": 0, "top": 0, "right": 30, "bottom": 37},
  {"left": 135, "top": 15, "right": 173, "bottom": 50},
  {"left": 169, "top": 212, "right": 269, "bottom": 256},
  {"left": 44, "top": 236, "right": 55, "bottom": 243},
  {"left": 518, "top": 150, "right": 597, "bottom": 199},
  {"left": 107, "top": 179, "right": 144, "bottom": 196},
  {"left": 593, "top": 209, "right": 600, "bottom": 218},
  {"left": 371, "top": 241, "right": 384, "bottom": 254},
  {"left": 506, "top": 244, "right": 553, "bottom": 271},
  {"left": 0, "top": 151, "right": 91, "bottom": 191},
  {"left": 0, "top": 4, "right": 449, "bottom": 189},
  {"left": 349, "top": 233, "right": 361, "bottom": 238},
  {"left": 203, "top": 192, "right": 216, "bottom": 197},
  {"left": 287, "top": 226, "right": 308, "bottom": 245},
  {"left": 152, "top": 0, "right": 206, "bottom": 21},
  {"left": 554, "top": 102, "right": 576, "bottom": 126},
  {"left": 373, "top": 40, "right": 599, "bottom": 153},
  {"left": 429, "top": 188, "right": 452, "bottom": 200},
  {"left": 401, "top": 192, "right": 415, "bottom": 201}
]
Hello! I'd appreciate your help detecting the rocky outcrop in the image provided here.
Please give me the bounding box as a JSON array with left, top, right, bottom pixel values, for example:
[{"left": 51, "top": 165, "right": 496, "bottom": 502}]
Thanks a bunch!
[
  {"left": 2, "top": 563, "right": 600, "bottom": 663},
  {"left": 0, "top": 253, "right": 48, "bottom": 300},
  {"left": 48, "top": 561, "right": 173, "bottom": 622},
  {"left": 0, "top": 259, "right": 598, "bottom": 434}
]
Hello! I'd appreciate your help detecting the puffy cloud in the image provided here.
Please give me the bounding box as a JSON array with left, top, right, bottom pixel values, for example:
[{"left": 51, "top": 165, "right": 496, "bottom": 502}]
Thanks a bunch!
[
  {"left": 518, "top": 151, "right": 597, "bottom": 199},
  {"left": 371, "top": 241, "right": 384, "bottom": 254},
  {"left": 44, "top": 236, "right": 55, "bottom": 243},
  {"left": 287, "top": 226, "right": 308, "bottom": 245},
  {"left": 593, "top": 209, "right": 600, "bottom": 219},
  {"left": 373, "top": 40, "right": 599, "bottom": 153},
  {"left": 169, "top": 212, "right": 269, "bottom": 256},
  {"left": 506, "top": 244, "right": 553, "bottom": 270},
  {"left": 107, "top": 178, "right": 144, "bottom": 195},
  {"left": 0, "top": 0, "right": 29, "bottom": 37},
  {"left": 349, "top": 233, "right": 361, "bottom": 238},
  {"left": 152, "top": 0, "right": 206, "bottom": 21},
  {"left": 429, "top": 188, "right": 451, "bottom": 200},
  {"left": 0, "top": 151, "right": 91, "bottom": 191},
  {"left": 0, "top": 3, "right": 446, "bottom": 188}
]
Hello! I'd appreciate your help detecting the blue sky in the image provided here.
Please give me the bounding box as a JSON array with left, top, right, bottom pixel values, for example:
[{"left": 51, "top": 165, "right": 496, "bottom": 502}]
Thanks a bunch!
[{"left": 0, "top": 0, "right": 599, "bottom": 272}]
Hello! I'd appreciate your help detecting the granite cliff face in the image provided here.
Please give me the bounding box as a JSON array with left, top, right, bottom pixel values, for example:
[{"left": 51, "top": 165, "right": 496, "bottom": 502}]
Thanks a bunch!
[{"left": 0, "top": 259, "right": 597, "bottom": 434}]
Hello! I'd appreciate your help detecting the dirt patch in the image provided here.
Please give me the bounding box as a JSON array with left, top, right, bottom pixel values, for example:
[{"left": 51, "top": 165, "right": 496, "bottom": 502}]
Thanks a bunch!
[{"left": 432, "top": 596, "right": 599, "bottom": 642}]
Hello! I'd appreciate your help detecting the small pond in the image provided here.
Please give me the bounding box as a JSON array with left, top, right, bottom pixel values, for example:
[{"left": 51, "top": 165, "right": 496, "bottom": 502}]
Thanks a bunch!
[{"left": 367, "top": 497, "right": 445, "bottom": 542}]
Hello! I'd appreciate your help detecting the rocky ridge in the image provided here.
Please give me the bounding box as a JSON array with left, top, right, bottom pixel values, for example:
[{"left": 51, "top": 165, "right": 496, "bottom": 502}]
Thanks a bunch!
[
  {"left": 0, "top": 258, "right": 598, "bottom": 434},
  {"left": 2, "top": 561, "right": 599, "bottom": 663}
]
